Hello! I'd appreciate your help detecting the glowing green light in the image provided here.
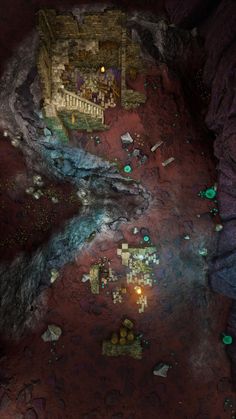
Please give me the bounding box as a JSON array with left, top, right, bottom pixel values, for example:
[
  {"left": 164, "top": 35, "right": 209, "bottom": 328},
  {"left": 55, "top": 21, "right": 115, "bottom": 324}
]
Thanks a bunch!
[
  {"left": 205, "top": 188, "right": 216, "bottom": 199},
  {"left": 143, "top": 235, "right": 150, "bottom": 242},
  {"left": 123, "top": 164, "right": 132, "bottom": 173},
  {"left": 222, "top": 334, "right": 233, "bottom": 345}
]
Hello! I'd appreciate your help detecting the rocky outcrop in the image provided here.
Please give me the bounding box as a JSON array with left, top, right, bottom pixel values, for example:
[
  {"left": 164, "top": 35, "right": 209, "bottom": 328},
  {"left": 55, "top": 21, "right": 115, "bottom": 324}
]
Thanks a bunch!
[
  {"left": 0, "top": 30, "right": 150, "bottom": 337},
  {"left": 165, "top": 0, "right": 236, "bottom": 381}
]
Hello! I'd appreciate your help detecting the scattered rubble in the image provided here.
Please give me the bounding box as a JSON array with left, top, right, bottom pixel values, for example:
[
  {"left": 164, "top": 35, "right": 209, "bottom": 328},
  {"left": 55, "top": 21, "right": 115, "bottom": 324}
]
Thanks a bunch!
[
  {"left": 50, "top": 269, "right": 59, "bottom": 284},
  {"left": 112, "top": 288, "right": 123, "bottom": 304},
  {"left": 150, "top": 141, "right": 163, "bottom": 152},
  {"left": 199, "top": 248, "right": 208, "bottom": 256},
  {"left": 25, "top": 187, "right": 34, "bottom": 195},
  {"left": 162, "top": 157, "right": 175, "bottom": 167},
  {"left": 33, "top": 190, "right": 44, "bottom": 200},
  {"left": 11, "top": 139, "right": 20, "bottom": 147},
  {"left": 121, "top": 132, "right": 134, "bottom": 146},
  {"left": 136, "top": 294, "right": 148, "bottom": 313},
  {"left": 81, "top": 274, "right": 90, "bottom": 283},
  {"left": 51, "top": 196, "right": 59, "bottom": 204},
  {"left": 215, "top": 224, "right": 223, "bottom": 232},
  {"left": 41, "top": 325, "right": 62, "bottom": 342},
  {"left": 33, "top": 175, "right": 44, "bottom": 187},
  {"left": 153, "top": 363, "right": 171, "bottom": 377}
]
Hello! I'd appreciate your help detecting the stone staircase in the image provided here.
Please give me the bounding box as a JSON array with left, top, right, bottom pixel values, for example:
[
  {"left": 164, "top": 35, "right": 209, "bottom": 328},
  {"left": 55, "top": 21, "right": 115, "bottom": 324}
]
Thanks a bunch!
[{"left": 57, "top": 89, "right": 105, "bottom": 125}]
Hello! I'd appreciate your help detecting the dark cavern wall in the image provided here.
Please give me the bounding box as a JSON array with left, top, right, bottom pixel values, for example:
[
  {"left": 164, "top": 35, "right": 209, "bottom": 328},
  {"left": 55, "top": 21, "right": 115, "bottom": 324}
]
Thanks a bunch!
[{"left": 165, "top": 0, "right": 236, "bottom": 381}]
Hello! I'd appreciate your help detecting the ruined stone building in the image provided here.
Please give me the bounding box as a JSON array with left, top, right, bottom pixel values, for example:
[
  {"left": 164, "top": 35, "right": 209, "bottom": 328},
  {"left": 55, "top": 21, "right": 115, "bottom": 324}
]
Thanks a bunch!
[{"left": 37, "top": 8, "right": 146, "bottom": 141}]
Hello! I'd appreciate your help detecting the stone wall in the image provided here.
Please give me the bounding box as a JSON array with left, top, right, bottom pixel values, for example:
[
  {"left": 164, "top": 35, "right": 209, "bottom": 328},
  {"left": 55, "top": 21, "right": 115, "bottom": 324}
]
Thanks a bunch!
[
  {"left": 37, "top": 44, "right": 52, "bottom": 102},
  {"left": 38, "top": 9, "right": 143, "bottom": 73}
]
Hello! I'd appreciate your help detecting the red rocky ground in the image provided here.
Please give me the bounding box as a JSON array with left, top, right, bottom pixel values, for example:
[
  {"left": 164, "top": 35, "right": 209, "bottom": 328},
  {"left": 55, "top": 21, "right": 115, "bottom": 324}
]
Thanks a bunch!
[{"left": 0, "top": 64, "right": 234, "bottom": 419}]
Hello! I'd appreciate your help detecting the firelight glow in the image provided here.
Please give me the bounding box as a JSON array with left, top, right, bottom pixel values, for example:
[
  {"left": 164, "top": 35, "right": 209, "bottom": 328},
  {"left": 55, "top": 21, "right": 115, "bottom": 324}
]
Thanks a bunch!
[{"left": 134, "top": 286, "right": 142, "bottom": 295}]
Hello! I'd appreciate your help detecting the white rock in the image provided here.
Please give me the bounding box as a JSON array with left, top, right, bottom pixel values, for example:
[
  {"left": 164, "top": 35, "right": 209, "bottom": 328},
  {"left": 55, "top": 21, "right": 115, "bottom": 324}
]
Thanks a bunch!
[
  {"left": 50, "top": 269, "right": 59, "bottom": 284},
  {"left": 11, "top": 139, "right": 20, "bottom": 147},
  {"left": 199, "top": 248, "right": 208, "bottom": 256},
  {"left": 215, "top": 224, "right": 223, "bottom": 232},
  {"left": 153, "top": 363, "right": 171, "bottom": 377},
  {"left": 41, "top": 324, "right": 62, "bottom": 342},
  {"left": 162, "top": 157, "right": 175, "bottom": 167},
  {"left": 26, "top": 187, "right": 34, "bottom": 195},
  {"left": 150, "top": 141, "right": 163, "bottom": 152},
  {"left": 33, "top": 192, "right": 40, "bottom": 200},
  {"left": 82, "top": 274, "right": 90, "bottom": 283},
  {"left": 121, "top": 132, "right": 134, "bottom": 145}
]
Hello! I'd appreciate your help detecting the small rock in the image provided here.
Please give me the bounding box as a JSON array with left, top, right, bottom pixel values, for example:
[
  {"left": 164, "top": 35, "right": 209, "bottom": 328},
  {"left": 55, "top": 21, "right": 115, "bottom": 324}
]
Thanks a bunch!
[
  {"left": 162, "top": 157, "right": 175, "bottom": 167},
  {"left": 25, "top": 187, "right": 34, "bottom": 195},
  {"left": 215, "top": 224, "right": 223, "bottom": 232},
  {"left": 184, "top": 235, "right": 190, "bottom": 240},
  {"left": 33, "top": 192, "right": 40, "bottom": 200},
  {"left": 82, "top": 274, "right": 90, "bottom": 283},
  {"left": 199, "top": 248, "right": 208, "bottom": 256},
  {"left": 11, "top": 139, "right": 20, "bottom": 147},
  {"left": 120, "top": 132, "right": 134, "bottom": 145},
  {"left": 51, "top": 196, "right": 59, "bottom": 204},
  {"left": 140, "top": 154, "right": 148, "bottom": 164},
  {"left": 131, "top": 149, "right": 141, "bottom": 157},
  {"left": 132, "top": 227, "right": 139, "bottom": 235},
  {"left": 50, "top": 269, "right": 59, "bottom": 284},
  {"left": 33, "top": 175, "right": 42, "bottom": 184},
  {"left": 150, "top": 141, "right": 163, "bottom": 152},
  {"left": 44, "top": 127, "right": 52, "bottom": 137},
  {"left": 191, "top": 27, "right": 198, "bottom": 37},
  {"left": 77, "top": 190, "right": 87, "bottom": 199},
  {"left": 153, "top": 363, "right": 171, "bottom": 378},
  {"left": 41, "top": 325, "right": 62, "bottom": 342}
]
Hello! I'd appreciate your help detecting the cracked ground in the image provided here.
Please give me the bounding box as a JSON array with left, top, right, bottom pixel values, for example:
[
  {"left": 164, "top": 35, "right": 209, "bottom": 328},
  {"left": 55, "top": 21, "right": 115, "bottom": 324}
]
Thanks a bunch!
[{"left": 0, "top": 58, "right": 234, "bottom": 419}]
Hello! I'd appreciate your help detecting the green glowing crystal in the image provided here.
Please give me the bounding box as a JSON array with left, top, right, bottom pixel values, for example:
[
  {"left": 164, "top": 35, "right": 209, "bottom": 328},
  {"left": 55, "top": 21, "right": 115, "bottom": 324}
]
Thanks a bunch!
[
  {"left": 222, "top": 334, "right": 233, "bottom": 345},
  {"left": 143, "top": 235, "right": 150, "bottom": 242},
  {"left": 205, "top": 188, "right": 216, "bottom": 199},
  {"left": 123, "top": 164, "right": 132, "bottom": 173}
]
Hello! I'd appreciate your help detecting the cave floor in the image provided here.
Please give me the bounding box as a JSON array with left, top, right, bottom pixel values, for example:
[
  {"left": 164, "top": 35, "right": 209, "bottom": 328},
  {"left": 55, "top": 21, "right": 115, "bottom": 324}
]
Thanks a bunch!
[{"left": 0, "top": 64, "right": 234, "bottom": 419}]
